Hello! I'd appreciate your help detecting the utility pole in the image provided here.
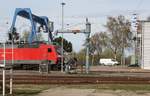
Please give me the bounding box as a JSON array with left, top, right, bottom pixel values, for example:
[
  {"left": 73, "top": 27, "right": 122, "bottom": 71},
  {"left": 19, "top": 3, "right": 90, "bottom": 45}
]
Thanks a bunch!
[
  {"left": 61, "top": 2, "right": 66, "bottom": 72},
  {"left": 10, "top": 39, "right": 13, "bottom": 95},
  {"left": 2, "top": 43, "right": 6, "bottom": 96},
  {"left": 6, "top": 21, "right": 13, "bottom": 95},
  {"left": 132, "top": 13, "right": 138, "bottom": 65},
  {"left": 85, "top": 18, "right": 91, "bottom": 74}
]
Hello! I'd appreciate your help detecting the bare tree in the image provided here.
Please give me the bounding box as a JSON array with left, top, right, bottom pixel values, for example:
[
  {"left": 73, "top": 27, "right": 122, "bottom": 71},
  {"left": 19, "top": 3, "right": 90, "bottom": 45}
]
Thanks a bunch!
[
  {"left": 105, "top": 15, "right": 131, "bottom": 65},
  {"left": 21, "top": 30, "right": 30, "bottom": 42},
  {"left": 21, "top": 30, "right": 44, "bottom": 43},
  {"left": 90, "top": 32, "right": 109, "bottom": 65},
  {"left": 90, "top": 32, "right": 108, "bottom": 55}
]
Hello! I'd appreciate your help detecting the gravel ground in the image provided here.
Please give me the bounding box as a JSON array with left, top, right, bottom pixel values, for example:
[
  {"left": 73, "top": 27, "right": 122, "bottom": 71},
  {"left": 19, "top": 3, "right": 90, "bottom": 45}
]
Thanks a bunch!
[{"left": 36, "top": 86, "right": 150, "bottom": 96}]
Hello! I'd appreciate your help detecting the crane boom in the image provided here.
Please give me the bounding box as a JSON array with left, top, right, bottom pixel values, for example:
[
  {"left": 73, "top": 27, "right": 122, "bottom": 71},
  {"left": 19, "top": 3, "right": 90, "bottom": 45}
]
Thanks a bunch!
[{"left": 10, "top": 8, "right": 53, "bottom": 43}]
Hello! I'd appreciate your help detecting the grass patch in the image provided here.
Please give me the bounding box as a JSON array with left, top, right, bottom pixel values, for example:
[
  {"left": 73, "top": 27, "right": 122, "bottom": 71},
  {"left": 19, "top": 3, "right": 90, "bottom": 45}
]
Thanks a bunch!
[
  {"left": 1, "top": 84, "right": 150, "bottom": 95},
  {"left": 10, "top": 84, "right": 58, "bottom": 96},
  {"left": 64, "top": 84, "right": 150, "bottom": 91}
]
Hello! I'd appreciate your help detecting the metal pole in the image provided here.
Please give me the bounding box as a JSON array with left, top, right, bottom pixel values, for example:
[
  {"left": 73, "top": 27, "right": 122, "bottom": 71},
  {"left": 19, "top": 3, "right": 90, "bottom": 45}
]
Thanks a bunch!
[
  {"left": 10, "top": 41, "right": 13, "bottom": 95},
  {"left": 132, "top": 13, "right": 138, "bottom": 65},
  {"left": 2, "top": 68, "right": 5, "bottom": 96},
  {"left": 85, "top": 18, "right": 91, "bottom": 74},
  {"left": 3, "top": 43, "right": 6, "bottom": 96},
  {"left": 135, "top": 15, "right": 138, "bottom": 65},
  {"left": 61, "top": 2, "right": 65, "bottom": 72},
  {"left": 86, "top": 43, "right": 89, "bottom": 74}
]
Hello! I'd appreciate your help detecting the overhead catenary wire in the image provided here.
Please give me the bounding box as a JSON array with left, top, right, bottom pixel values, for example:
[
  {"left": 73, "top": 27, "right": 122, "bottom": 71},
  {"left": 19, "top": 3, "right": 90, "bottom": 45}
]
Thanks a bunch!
[{"left": 135, "top": 0, "right": 143, "bottom": 10}]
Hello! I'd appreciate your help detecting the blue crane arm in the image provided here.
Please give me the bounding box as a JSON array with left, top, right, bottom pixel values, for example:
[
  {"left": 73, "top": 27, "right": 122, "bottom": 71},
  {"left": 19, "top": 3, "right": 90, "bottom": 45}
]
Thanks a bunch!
[
  {"left": 10, "top": 8, "right": 53, "bottom": 43},
  {"left": 17, "top": 9, "right": 46, "bottom": 25}
]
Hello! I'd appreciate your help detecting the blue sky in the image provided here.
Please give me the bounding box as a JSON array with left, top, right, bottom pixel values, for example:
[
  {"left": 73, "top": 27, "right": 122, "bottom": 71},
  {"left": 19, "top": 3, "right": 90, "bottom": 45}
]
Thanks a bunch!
[{"left": 0, "top": 0, "right": 150, "bottom": 52}]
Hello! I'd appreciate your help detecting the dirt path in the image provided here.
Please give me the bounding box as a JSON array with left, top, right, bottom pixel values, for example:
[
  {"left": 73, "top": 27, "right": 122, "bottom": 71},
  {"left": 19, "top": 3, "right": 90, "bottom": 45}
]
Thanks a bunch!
[{"left": 36, "top": 86, "right": 150, "bottom": 96}]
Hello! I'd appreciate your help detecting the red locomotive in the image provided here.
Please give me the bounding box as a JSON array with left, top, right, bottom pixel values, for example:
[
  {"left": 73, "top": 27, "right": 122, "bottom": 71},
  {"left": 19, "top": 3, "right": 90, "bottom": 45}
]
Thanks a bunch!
[{"left": 0, "top": 43, "right": 59, "bottom": 64}]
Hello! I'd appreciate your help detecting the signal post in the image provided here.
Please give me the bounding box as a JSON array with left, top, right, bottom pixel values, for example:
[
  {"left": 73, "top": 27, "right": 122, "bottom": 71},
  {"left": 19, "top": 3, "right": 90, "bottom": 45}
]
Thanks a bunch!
[{"left": 56, "top": 18, "right": 91, "bottom": 74}]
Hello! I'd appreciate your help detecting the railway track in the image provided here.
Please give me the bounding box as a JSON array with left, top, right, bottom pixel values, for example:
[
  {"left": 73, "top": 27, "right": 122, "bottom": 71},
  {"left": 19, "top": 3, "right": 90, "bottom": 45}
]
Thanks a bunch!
[{"left": 1, "top": 75, "right": 150, "bottom": 84}]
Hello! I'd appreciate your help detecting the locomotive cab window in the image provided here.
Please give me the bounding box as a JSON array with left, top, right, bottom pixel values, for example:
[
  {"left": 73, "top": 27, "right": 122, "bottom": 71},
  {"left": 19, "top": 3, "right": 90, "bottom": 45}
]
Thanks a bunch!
[{"left": 48, "top": 48, "right": 52, "bottom": 52}]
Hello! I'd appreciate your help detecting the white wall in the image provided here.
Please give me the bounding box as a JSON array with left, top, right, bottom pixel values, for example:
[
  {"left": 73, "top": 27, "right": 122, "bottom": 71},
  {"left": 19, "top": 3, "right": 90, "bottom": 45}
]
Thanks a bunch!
[{"left": 142, "top": 21, "right": 150, "bottom": 69}]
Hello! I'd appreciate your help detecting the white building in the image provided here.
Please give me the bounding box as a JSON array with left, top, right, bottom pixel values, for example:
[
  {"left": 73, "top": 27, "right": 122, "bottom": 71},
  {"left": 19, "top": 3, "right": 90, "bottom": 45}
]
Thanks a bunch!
[{"left": 141, "top": 21, "right": 150, "bottom": 69}]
